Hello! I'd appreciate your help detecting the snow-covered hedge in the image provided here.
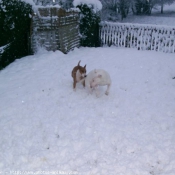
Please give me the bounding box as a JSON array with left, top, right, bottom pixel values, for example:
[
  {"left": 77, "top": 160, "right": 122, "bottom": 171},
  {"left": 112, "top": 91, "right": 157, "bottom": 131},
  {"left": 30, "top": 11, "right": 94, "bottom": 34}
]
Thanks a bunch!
[
  {"left": 0, "top": 0, "right": 32, "bottom": 70},
  {"left": 100, "top": 22, "right": 175, "bottom": 53},
  {"left": 74, "top": 1, "right": 101, "bottom": 47}
]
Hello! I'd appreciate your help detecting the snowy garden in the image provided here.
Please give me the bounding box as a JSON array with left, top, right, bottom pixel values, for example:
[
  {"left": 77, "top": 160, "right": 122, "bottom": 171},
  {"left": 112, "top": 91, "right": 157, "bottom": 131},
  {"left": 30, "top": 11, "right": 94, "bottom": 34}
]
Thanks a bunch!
[
  {"left": 0, "top": 46, "right": 175, "bottom": 175},
  {"left": 0, "top": 0, "right": 175, "bottom": 175}
]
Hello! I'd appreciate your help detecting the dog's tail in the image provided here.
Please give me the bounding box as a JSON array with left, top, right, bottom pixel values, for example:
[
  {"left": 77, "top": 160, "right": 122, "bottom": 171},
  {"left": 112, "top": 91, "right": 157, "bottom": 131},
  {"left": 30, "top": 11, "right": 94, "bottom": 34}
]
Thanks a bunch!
[{"left": 78, "top": 60, "right": 81, "bottom": 66}]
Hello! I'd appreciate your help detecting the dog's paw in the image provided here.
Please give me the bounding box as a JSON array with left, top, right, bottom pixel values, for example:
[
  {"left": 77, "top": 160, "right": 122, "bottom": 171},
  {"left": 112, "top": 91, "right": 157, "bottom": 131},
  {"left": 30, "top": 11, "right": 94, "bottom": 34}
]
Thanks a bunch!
[
  {"left": 95, "top": 91, "right": 100, "bottom": 98},
  {"left": 73, "top": 88, "right": 76, "bottom": 92},
  {"left": 95, "top": 92, "right": 99, "bottom": 97},
  {"left": 105, "top": 91, "right": 109, "bottom": 95}
]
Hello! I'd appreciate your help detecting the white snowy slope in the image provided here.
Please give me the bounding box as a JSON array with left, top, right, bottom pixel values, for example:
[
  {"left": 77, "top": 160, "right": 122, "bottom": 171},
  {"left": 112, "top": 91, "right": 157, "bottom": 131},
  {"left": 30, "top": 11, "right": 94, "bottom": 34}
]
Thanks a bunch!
[
  {"left": 121, "top": 15, "right": 175, "bottom": 26},
  {"left": 121, "top": 3, "right": 175, "bottom": 26},
  {"left": 0, "top": 47, "right": 175, "bottom": 175}
]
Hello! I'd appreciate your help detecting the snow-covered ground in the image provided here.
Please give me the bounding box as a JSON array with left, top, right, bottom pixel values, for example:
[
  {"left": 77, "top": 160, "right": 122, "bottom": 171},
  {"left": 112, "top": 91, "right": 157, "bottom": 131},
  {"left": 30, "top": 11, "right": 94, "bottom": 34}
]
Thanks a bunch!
[{"left": 0, "top": 47, "right": 175, "bottom": 175}]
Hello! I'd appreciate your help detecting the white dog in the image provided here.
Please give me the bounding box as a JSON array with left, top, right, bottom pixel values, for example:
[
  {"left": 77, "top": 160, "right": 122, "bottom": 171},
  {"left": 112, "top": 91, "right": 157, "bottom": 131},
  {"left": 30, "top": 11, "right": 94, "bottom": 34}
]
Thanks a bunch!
[{"left": 85, "top": 69, "right": 111, "bottom": 97}]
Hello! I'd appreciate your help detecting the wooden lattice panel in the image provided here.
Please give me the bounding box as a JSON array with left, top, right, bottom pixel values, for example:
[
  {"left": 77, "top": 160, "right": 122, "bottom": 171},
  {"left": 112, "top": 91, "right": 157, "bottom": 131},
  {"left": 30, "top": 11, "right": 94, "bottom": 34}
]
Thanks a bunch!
[{"left": 31, "top": 7, "right": 80, "bottom": 54}]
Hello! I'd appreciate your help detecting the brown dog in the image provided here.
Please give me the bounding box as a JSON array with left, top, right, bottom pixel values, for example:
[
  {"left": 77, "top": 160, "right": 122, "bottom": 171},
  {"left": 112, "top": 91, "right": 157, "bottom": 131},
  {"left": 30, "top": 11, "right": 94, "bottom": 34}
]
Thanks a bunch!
[{"left": 71, "top": 60, "right": 87, "bottom": 90}]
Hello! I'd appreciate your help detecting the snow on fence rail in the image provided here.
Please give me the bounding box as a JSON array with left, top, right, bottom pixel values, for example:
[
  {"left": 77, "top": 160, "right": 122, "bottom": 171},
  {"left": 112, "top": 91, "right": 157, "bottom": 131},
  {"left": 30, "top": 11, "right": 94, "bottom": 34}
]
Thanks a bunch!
[{"left": 100, "top": 21, "right": 175, "bottom": 53}]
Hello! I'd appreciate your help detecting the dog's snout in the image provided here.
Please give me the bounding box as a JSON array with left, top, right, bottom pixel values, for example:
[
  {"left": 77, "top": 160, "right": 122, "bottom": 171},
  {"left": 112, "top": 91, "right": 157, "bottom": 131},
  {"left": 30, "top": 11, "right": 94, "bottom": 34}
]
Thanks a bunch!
[
  {"left": 82, "top": 74, "right": 86, "bottom": 78},
  {"left": 85, "top": 75, "right": 87, "bottom": 77}
]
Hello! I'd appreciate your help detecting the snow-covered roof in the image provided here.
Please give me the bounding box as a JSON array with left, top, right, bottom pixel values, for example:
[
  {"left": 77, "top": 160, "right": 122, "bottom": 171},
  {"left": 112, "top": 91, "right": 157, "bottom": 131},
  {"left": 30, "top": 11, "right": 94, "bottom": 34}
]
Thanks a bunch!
[
  {"left": 73, "top": 0, "right": 102, "bottom": 12},
  {"left": 20, "top": 0, "right": 36, "bottom": 6},
  {"left": 20, "top": 0, "right": 61, "bottom": 11}
]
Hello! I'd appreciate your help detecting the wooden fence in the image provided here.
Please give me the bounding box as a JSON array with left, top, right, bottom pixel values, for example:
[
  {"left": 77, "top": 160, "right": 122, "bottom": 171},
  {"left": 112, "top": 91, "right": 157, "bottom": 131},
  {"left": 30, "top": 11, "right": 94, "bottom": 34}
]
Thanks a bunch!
[
  {"left": 31, "top": 7, "right": 80, "bottom": 54},
  {"left": 100, "top": 22, "right": 175, "bottom": 53}
]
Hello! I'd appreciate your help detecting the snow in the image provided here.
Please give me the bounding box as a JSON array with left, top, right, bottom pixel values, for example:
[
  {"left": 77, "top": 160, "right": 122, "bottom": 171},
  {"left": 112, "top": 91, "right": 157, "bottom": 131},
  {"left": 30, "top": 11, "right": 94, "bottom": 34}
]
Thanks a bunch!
[
  {"left": 0, "top": 44, "right": 10, "bottom": 54},
  {"left": 73, "top": 0, "right": 102, "bottom": 12},
  {"left": 20, "top": 0, "right": 61, "bottom": 11},
  {"left": 122, "top": 3, "right": 175, "bottom": 26},
  {"left": 101, "top": 3, "right": 175, "bottom": 26},
  {"left": 121, "top": 3, "right": 175, "bottom": 27},
  {"left": 0, "top": 47, "right": 175, "bottom": 175},
  {"left": 122, "top": 15, "right": 175, "bottom": 27}
]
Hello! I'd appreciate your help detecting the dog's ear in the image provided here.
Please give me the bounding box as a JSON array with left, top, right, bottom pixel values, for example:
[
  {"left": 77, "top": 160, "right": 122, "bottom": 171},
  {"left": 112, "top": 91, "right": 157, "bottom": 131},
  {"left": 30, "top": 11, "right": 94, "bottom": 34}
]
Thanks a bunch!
[
  {"left": 78, "top": 60, "right": 81, "bottom": 66},
  {"left": 94, "top": 69, "right": 97, "bottom": 73},
  {"left": 84, "top": 64, "right": 86, "bottom": 69}
]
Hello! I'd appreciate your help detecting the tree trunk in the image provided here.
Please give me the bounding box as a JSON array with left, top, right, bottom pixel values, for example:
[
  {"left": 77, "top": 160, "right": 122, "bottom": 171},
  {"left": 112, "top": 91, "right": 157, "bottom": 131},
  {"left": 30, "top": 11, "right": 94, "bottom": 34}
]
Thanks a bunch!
[{"left": 161, "top": 0, "right": 164, "bottom": 14}]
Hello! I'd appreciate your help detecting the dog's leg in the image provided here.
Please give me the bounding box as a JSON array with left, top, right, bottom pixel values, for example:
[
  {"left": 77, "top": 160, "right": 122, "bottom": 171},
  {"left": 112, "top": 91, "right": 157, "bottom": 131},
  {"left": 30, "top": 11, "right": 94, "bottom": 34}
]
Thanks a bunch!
[
  {"left": 105, "top": 84, "right": 111, "bottom": 95},
  {"left": 94, "top": 87, "right": 100, "bottom": 97},
  {"left": 82, "top": 79, "right": 85, "bottom": 87},
  {"left": 85, "top": 83, "right": 93, "bottom": 95},
  {"left": 88, "top": 86, "right": 94, "bottom": 95},
  {"left": 73, "top": 76, "right": 77, "bottom": 90},
  {"left": 79, "top": 77, "right": 86, "bottom": 88}
]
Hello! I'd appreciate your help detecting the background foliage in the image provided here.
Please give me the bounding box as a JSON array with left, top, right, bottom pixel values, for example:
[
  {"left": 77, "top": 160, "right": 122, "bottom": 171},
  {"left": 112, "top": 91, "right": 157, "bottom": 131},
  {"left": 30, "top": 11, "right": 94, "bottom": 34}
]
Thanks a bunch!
[
  {"left": 0, "top": 0, "right": 32, "bottom": 70},
  {"left": 76, "top": 4, "right": 101, "bottom": 47}
]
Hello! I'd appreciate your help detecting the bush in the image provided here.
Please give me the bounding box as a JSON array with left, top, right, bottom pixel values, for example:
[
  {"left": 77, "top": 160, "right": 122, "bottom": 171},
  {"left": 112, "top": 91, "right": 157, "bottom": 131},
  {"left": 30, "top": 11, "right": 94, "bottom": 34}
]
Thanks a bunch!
[
  {"left": 76, "top": 4, "right": 101, "bottom": 47},
  {"left": 0, "top": 0, "right": 32, "bottom": 70}
]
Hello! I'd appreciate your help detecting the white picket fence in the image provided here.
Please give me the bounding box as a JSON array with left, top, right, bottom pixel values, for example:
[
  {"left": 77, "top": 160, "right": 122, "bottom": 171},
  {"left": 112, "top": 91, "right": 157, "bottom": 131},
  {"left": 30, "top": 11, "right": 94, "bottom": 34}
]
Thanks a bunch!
[{"left": 100, "top": 21, "right": 175, "bottom": 53}]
